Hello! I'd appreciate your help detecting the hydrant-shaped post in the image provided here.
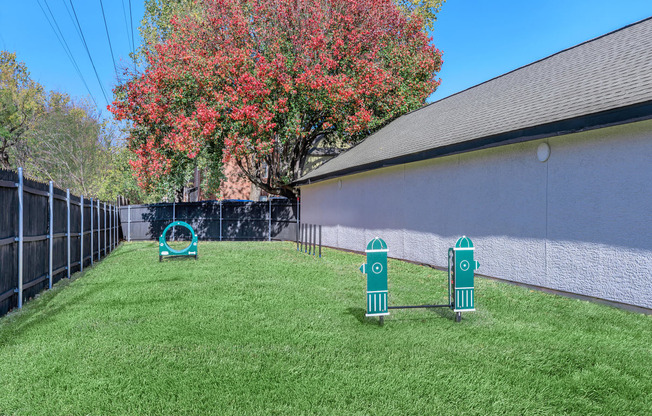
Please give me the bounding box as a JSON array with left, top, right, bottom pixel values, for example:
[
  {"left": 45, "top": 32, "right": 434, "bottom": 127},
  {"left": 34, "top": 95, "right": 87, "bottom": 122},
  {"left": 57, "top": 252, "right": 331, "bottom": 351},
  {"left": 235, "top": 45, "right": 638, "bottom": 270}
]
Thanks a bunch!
[
  {"left": 449, "top": 236, "right": 480, "bottom": 319},
  {"left": 360, "top": 237, "right": 389, "bottom": 317}
]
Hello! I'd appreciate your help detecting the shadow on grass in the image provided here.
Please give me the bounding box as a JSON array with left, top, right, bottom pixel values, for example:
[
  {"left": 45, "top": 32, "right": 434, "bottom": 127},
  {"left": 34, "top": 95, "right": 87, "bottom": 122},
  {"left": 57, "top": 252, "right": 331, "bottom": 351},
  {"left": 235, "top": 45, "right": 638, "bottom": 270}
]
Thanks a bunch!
[
  {"left": 159, "top": 256, "right": 199, "bottom": 262},
  {"left": 348, "top": 304, "right": 464, "bottom": 325},
  {"left": 347, "top": 307, "right": 387, "bottom": 326},
  {"left": 0, "top": 271, "right": 105, "bottom": 346},
  {"left": 429, "top": 306, "right": 457, "bottom": 320},
  {"left": 103, "top": 243, "right": 148, "bottom": 260}
]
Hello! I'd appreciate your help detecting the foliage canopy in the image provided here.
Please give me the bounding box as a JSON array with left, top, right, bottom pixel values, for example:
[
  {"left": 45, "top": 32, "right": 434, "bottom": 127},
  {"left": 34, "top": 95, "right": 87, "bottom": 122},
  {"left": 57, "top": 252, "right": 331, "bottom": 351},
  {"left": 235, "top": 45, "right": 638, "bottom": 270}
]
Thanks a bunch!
[
  {"left": 0, "top": 51, "right": 45, "bottom": 168},
  {"left": 113, "top": 0, "right": 442, "bottom": 198}
]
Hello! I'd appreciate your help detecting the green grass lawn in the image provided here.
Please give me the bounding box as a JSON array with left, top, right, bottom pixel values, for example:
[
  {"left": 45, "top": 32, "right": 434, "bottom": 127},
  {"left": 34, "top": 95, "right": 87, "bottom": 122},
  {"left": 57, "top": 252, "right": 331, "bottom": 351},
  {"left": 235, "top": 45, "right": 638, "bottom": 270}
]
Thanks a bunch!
[{"left": 0, "top": 242, "right": 650, "bottom": 415}]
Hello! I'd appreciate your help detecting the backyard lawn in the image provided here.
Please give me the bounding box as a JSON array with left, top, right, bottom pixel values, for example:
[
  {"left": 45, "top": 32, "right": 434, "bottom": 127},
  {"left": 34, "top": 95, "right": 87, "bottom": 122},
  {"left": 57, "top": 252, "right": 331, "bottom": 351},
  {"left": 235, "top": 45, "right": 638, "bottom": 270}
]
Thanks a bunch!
[{"left": 0, "top": 241, "right": 650, "bottom": 415}]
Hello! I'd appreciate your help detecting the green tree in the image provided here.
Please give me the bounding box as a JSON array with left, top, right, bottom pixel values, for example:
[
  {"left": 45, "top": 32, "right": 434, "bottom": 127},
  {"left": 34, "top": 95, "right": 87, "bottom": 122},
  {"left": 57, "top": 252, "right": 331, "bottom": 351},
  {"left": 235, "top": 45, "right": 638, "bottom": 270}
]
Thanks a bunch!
[
  {"left": 23, "top": 95, "right": 113, "bottom": 196},
  {"left": 96, "top": 143, "right": 151, "bottom": 203},
  {"left": 137, "top": 0, "right": 201, "bottom": 60},
  {"left": 112, "top": 0, "right": 442, "bottom": 199},
  {"left": 139, "top": 0, "right": 445, "bottom": 47},
  {"left": 396, "top": 0, "right": 446, "bottom": 31},
  {"left": 0, "top": 51, "right": 45, "bottom": 168}
]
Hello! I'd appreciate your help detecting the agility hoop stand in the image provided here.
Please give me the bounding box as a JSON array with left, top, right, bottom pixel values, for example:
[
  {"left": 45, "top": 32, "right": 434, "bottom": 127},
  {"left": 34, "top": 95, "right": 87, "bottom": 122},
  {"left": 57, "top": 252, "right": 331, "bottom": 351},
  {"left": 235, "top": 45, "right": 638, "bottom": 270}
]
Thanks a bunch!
[
  {"left": 360, "top": 236, "right": 479, "bottom": 324},
  {"left": 159, "top": 221, "right": 198, "bottom": 262}
]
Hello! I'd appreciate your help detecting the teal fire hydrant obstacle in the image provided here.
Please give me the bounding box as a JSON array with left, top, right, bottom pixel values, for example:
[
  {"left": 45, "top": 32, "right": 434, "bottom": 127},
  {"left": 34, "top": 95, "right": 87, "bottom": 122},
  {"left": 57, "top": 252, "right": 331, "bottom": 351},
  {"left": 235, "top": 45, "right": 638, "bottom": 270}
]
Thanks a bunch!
[
  {"left": 360, "top": 237, "right": 389, "bottom": 318},
  {"left": 159, "top": 221, "right": 198, "bottom": 261},
  {"left": 448, "top": 236, "right": 480, "bottom": 322},
  {"left": 360, "top": 236, "right": 479, "bottom": 323}
]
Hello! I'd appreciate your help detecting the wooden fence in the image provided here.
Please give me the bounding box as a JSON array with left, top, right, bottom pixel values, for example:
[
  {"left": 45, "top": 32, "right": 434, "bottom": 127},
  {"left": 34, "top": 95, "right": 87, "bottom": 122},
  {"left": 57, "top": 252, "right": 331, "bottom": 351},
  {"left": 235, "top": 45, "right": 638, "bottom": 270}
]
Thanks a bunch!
[{"left": 0, "top": 168, "right": 119, "bottom": 317}]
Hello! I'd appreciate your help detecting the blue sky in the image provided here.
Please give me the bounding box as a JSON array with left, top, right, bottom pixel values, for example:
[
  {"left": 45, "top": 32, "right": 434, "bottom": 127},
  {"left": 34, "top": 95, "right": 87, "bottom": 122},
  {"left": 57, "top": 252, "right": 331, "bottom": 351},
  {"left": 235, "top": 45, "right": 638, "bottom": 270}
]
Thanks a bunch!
[
  {"left": 1, "top": 1, "right": 650, "bottom": 115},
  {"left": 0, "top": 0, "right": 145, "bottom": 114}
]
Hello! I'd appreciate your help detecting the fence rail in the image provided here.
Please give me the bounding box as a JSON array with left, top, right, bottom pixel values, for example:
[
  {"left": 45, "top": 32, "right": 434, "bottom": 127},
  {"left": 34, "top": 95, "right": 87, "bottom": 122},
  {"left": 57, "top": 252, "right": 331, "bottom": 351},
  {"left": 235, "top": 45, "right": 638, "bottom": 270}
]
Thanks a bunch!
[
  {"left": 119, "top": 199, "right": 299, "bottom": 242},
  {"left": 0, "top": 168, "right": 119, "bottom": 317}
]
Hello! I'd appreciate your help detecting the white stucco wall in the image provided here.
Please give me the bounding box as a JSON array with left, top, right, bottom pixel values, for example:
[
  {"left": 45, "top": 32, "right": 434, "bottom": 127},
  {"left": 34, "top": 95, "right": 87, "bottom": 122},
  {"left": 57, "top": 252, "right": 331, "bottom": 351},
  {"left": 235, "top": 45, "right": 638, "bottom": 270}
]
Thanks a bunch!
[{"left": 300, "top": 119, "right": 652, "bottom": 309}]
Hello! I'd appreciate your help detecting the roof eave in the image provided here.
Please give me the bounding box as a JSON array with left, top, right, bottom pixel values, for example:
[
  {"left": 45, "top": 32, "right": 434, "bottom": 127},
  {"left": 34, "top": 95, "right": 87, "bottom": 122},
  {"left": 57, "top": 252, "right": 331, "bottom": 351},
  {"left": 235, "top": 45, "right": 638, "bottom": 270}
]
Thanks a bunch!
[{"left": 294, "top": 99, "right": 652, "bottom": 187}]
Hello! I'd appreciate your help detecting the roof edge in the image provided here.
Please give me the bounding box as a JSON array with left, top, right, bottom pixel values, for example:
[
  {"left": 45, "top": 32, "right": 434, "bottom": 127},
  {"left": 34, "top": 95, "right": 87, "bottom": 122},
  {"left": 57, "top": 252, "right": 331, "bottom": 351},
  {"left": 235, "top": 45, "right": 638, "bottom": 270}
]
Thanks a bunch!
[
  {"left": 294, "top": 99, "right": 652, "bottom": 186},
  {"left": 411, "top": 16, "right": 652, "bottom": 117}
]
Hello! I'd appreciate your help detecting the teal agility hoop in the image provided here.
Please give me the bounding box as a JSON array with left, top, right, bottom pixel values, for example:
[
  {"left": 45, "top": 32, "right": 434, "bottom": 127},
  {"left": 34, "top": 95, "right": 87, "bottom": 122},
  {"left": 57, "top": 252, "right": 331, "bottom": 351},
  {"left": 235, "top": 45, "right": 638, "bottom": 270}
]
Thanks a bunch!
[{"left": 159, "top": 221, "right": 198, "bottom": 261}]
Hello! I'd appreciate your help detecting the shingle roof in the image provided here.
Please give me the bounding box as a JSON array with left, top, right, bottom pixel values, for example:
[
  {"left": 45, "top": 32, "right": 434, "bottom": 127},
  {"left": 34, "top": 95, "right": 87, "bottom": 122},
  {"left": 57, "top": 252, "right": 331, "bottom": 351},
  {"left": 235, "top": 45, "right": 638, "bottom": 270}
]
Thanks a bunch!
[{"left": 297, "top": 17, "right": 652, "bottom": 184}]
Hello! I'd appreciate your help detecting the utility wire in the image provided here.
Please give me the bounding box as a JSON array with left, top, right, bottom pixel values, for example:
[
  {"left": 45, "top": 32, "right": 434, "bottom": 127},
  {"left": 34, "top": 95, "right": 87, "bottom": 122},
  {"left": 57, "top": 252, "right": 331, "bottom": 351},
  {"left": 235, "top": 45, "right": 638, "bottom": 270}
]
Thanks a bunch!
[
  {"left": 60, "top": 0, "right": 83, "bottom": 48},
  {"left": 121, "top": 0, "right": 133, "bottom": 54},
  {"left": 37, "top": 0, "right": 99, "bottom": 110},
  {"left": 99, "top": 0, "right": 118, "bottom": 77},
  {"left": 68, "top": 0, "right": 111, "bottom": 108},
  {"left": 129, "top": 0, "right": 136, "bottom": 71}
]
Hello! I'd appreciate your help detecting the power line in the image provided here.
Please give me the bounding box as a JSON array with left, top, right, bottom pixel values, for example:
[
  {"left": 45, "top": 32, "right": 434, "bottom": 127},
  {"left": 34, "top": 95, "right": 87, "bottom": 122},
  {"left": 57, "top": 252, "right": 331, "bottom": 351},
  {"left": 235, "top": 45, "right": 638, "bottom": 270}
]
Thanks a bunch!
[
  {"left": 60, "top": 0, "right": 83, "bottom": 47},
  {"left": 121, "top": 0, "right": 133, "bottom": 54},
  {"left": 129, "top": 0, "right": 136, "bottom": 70},
  {"left": 36, "top": 0, "right": 99, "bottom": 110},
  {"left": 99, "top": 0, "right": 118, "bottom": 76},
  {"left": 67, "top": 0, "right": 111, "bottom": 108}
]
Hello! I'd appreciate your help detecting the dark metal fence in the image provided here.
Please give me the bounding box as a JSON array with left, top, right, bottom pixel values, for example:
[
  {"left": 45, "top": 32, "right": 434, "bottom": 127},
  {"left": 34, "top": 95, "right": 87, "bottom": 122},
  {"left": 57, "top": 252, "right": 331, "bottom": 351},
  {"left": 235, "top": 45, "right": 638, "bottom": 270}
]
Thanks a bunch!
[
  {"left": 119, "top": 198, "right": 299, "bottom": 242},
  {"left": 297, "top": 223, "right": 322, "bottom": 257},
  {"left": 0, "top": 168, "right": 119, "bottom": 317},
  {"left": 1, "top": 172, "right": 299, "bottom": 318}
]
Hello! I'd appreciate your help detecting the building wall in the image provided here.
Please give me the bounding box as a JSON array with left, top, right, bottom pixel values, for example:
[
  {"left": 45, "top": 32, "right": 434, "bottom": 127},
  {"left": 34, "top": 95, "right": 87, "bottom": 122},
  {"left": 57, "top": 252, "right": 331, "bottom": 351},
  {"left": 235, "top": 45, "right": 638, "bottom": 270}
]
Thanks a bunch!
[
  {"left": 299, "top": 119, "right": 652, "bottom": 309},
  {"left": 220, "top": 158, "right": 252, "bottom": 200}
]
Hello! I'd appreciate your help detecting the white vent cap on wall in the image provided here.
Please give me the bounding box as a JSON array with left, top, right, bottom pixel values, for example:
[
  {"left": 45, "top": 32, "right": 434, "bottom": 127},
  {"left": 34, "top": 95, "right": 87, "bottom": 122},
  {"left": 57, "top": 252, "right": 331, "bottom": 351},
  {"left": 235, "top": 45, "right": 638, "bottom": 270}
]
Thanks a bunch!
[{"left": 537, "top": 143, "right": 551, "bottom": 162}]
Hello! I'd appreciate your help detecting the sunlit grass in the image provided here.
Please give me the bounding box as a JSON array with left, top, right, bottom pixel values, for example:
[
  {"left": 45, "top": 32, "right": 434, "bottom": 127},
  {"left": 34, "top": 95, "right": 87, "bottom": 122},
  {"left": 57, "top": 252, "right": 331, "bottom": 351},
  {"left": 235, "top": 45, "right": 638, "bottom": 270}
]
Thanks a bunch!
[{"left": 0, "top": 241, "right": 650, "bottom": 415}]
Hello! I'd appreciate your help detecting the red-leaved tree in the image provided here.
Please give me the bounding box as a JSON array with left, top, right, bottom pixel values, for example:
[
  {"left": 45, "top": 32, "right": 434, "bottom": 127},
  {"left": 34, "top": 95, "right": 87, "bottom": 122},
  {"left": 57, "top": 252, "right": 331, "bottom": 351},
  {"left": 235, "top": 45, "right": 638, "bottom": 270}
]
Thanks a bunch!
[{"left": 110, "top": 0, "right": 442, "bottom": 199}]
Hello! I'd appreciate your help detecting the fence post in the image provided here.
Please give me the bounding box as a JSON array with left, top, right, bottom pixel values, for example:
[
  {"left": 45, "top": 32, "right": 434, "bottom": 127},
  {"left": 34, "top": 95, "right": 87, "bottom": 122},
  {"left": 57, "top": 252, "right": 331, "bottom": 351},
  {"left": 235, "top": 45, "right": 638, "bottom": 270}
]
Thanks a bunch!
[
  {"left": 80, "top": 195, "right": 84, "bottom": 273},
  {"left": 97, "top": 200, "right": 100, "bottom": 260},
  {"left": 90, "top": 198, "right": 93, "bottom": 266},
  {"left": 66, "top": 189, "right": 71, "bottom": 278},
  {"left": 127, "top": 205, "right": 131, "bottom": 242},
  {"left": 17, "top": 168, "right": 24, "bottom": 308},
  {"left": 114, "top": 204, "right": 118, "bottom": 245},
  {"left": 108, "top": 203, "right": 111, "bottom": 252},
  {"left": 219, "top": 200, "right": 222, "bottom": 241},
  {"left": 296, "top": 200, "right": 300, "bottom": 251},
  {"left": 268, "top": 198, "right": 272, "bottom": 242},
  {"left": 296, "top": 217, "right": 299, "bottom": 251},
  {"left": 319, "top": 225, "right": 322, "bottom": 258},
  {"left": 172, "top": 201, "right": 176, "bottom": 241},
  {"left": 109, "top": 204, "right": 113, "bottom": 252},
  {"left": 103, "top": 202, "right": 107, "bottom": 256},
  {"left": 48, "top": 181, "right": 53, "bottom": 289}
]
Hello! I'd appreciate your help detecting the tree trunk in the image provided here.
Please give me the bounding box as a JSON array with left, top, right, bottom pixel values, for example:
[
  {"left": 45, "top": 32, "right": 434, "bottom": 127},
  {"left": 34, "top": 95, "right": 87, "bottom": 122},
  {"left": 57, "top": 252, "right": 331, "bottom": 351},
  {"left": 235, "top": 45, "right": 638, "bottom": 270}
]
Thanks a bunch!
[
  {"left": 277, "top": 186, "right": 298, "bottom": 200},
  {"left": 175, "top": 187, "right": 184, "bottom": 203},
  {"left": 0, "top": 150, "right": 10, "bottom": 169}
]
